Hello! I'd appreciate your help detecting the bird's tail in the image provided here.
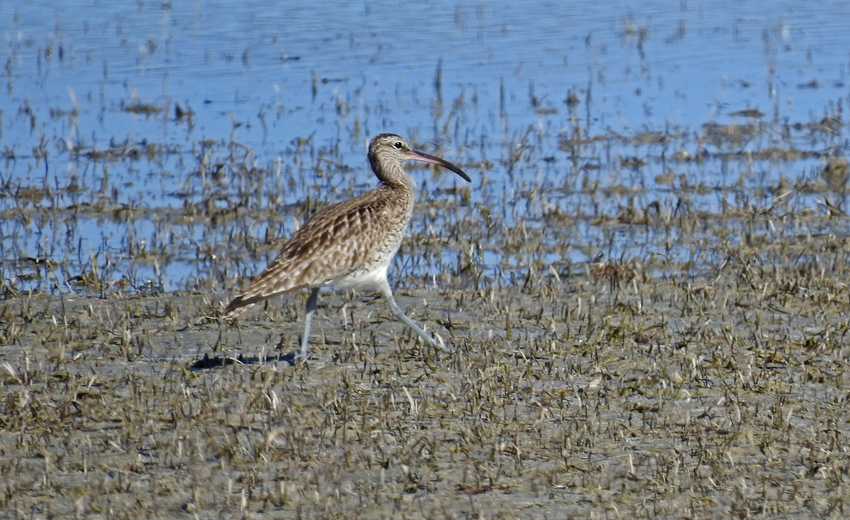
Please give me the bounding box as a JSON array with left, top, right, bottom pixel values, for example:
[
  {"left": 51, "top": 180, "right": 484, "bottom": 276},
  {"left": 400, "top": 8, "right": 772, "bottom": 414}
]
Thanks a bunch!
[{"left": 223, "top": 298, "right": 255, "bottom": 320}]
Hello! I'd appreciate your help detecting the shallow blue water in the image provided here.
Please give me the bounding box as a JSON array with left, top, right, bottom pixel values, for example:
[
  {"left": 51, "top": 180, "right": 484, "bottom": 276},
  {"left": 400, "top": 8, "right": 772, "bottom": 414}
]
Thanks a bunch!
[{"left": 1, "top": 0, "right": 848, "bottom": 290}]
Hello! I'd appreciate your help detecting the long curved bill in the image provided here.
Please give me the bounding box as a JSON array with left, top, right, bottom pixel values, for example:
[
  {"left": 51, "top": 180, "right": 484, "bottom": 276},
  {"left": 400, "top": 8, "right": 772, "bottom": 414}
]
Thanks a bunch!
[{"left": 409, "top": 149, "right": 471, "bottom": 182}]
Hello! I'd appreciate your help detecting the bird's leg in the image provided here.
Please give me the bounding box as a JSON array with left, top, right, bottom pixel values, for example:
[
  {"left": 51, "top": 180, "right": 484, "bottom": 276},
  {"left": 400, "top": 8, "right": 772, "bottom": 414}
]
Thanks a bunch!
[
  {"left": 378, "top": 281, "right": 449, "bottom": 352},
  {"left": 299, "top": 288, "right": 320, "bottom": 360}
]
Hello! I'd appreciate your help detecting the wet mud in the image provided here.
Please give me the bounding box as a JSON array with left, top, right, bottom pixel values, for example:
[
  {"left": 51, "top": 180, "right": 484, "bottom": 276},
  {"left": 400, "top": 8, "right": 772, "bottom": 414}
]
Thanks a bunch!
[
  {"left": 3, "top": 129, "right": 850, "bottom": 517},
  {"left": 3, "top": 4, "right": 850, "bottom": 517}
]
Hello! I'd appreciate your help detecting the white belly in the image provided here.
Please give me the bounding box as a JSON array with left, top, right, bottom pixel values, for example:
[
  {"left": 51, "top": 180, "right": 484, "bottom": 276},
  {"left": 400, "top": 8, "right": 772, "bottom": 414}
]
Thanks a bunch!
[{"left": 325, "top": 261, "right": 390, "bottom": 291}]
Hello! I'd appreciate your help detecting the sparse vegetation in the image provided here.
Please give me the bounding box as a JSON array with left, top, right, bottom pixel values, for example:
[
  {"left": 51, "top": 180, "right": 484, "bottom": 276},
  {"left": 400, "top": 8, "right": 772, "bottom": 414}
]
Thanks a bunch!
[{"left": 2, "top": 3, "right": 850, "bottom": 519}]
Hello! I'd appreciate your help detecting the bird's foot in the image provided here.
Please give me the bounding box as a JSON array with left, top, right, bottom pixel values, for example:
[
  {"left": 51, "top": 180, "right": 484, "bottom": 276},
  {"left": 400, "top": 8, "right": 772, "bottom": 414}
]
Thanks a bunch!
[
  {"left": 292, "top": 349, "right": 310, "bottom": 365},
  {"left": 429, "top": 332, "right": 451, "bottom": 353}
]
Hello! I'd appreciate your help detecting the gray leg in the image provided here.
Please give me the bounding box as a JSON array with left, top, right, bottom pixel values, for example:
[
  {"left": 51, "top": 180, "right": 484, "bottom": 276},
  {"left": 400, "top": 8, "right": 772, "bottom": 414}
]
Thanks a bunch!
[
  {"left": 378, "top": 281, "right": 448, "bottom": 352},
  {"left": 299, "top": 288, "right": 320, "bottom": 360}
]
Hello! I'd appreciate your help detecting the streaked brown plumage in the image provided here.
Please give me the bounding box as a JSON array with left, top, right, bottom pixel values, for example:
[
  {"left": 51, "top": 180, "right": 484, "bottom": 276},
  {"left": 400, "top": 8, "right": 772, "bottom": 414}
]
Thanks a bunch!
[{"left": 225, "top": 133, "right": 470, "bottom": 360}]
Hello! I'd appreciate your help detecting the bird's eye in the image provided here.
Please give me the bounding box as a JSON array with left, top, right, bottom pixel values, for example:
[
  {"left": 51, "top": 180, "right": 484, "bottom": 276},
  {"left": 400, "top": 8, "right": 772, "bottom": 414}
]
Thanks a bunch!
[{"left": 393, "top": 141, "right": 403, "bottom": 149}]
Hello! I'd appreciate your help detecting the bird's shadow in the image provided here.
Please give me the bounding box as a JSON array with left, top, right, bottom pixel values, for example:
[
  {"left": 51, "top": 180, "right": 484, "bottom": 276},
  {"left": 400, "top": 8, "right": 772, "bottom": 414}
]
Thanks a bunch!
[{"left": 190, "top": 352, "right": 298, "bottom": 370}]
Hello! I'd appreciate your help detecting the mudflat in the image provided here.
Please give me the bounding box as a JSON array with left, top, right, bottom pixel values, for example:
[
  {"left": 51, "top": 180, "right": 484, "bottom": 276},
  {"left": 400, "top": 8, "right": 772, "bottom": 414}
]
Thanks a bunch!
[
  {"left": 3, "top": 229, "right": 849, "bottom": 518},
  {"left": 3, "top": 3, "right": 850, "bottom": 517}
]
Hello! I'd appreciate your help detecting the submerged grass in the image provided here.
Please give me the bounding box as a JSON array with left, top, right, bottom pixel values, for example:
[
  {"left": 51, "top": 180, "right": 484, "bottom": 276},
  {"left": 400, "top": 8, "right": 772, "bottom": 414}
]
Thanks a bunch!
[
  {"left": 2, "top": 54, "right": 850, "bottom": 518},
  {"left": 2, "top": 107, "right": 850, "bottom": 519}
]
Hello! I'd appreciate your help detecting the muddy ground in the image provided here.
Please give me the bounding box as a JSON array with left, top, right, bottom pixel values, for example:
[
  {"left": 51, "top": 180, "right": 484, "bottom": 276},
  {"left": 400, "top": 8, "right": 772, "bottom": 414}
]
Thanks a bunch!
[
  {"left": 3, "top": 210, "right": 850, "bottom": 518},
  {"left": 4, "top": 2, "right": 850, "bottom": 517}
]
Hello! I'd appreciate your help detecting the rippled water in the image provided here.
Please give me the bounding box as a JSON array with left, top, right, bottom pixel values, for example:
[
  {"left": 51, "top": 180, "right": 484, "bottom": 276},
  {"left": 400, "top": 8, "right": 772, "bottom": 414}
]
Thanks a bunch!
[{"left": 2, "top": 0, "right": 848, "bottom": 291}]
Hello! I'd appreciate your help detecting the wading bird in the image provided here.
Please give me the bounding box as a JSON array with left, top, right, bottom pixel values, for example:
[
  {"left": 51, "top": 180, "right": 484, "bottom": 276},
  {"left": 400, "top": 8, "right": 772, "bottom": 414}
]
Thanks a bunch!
[{"left": 224, "top": 133, "right": 470, "bottom": 360}]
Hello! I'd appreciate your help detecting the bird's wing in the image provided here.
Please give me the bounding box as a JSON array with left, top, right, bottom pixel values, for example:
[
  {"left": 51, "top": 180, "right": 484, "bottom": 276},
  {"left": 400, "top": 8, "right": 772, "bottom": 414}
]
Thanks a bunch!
[{"left": 224, "top": 187, "right": 409, "bottom": 318}]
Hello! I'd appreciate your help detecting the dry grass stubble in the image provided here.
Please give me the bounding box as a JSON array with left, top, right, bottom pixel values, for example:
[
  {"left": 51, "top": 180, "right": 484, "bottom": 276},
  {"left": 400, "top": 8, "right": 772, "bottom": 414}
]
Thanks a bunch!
[{"left": 3, "top": 237, "right": 850, "bottom": 518}]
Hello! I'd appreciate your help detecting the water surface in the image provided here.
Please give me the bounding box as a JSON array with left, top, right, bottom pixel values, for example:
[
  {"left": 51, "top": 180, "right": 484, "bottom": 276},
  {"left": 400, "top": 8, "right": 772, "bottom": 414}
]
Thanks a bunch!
[{"left": 2, "top": 0, "right": 848, "bottom": 291}]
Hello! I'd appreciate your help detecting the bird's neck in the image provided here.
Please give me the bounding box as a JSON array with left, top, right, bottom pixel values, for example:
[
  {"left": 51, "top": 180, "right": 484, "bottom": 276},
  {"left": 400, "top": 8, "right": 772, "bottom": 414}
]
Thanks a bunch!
[
  {"left": 375, "top": 179, "right": 416, "bottom": 217},
  {"left": 372, "top": 160, "right": 415, "bottom": 191}
]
